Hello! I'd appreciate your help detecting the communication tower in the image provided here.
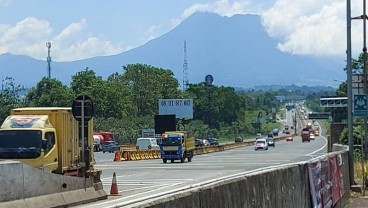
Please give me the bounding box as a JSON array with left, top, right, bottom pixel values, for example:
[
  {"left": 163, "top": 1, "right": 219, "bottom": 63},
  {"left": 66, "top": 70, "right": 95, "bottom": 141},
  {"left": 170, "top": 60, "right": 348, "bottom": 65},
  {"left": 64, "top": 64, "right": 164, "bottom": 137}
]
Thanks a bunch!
[
  {"left": 46, "top": 42, "right": 52, "bottom": 78},
  {"left": 183, "top": 41, "right": 189, "bottom": 91}
]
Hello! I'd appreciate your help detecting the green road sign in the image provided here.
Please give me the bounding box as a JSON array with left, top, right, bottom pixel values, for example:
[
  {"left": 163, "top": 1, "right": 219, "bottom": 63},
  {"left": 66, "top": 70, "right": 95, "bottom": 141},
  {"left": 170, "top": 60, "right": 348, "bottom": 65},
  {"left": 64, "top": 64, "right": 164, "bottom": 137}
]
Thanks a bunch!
[{"left": 354, "top": 94, "right": 367, "bottom": 117}]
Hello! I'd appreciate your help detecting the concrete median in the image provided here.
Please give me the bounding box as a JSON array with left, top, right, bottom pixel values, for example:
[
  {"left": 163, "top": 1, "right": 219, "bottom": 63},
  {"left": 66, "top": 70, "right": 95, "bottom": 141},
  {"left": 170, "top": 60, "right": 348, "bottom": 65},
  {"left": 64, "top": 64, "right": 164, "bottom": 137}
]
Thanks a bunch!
[
  {"left": 0, "top": 160, "right": 107, "bottom": 208},
  {"left": 123, "top": 148, "right": 349, "bottom": 208}
]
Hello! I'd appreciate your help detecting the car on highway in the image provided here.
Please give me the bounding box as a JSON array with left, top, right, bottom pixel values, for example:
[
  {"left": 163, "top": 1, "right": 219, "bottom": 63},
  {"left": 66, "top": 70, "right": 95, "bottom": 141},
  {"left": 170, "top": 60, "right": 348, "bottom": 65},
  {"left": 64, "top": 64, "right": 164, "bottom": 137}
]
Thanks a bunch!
[
  {"left": 255, "top": 139, "right": 268, "bottom": 150},
  {"left": 310, "top": 133, "right": 315, "bottom": 140},
  {"left": 195, "top": 139, "right": 210, "bottom": 147},
  {"left": 101, "top": 141, "right": 119, "bottom": 153},
  {"left": 314, "top": 130, "right": 319, "bottom": 136},
  {"left": 235, "top": 137, "right": 244, "bottom": 143},
  {"left": 266, "top": 138, "right": 275, "bottom": 147},
  {"left": 207, "top": 138, "right": 219, "bottom": 146},
  {"left": 286, "top": 135, "right": 294, "bottom": 142},
  {"left": 256, "top": 133, "right": 262, "bottom": 140},
  {"left": 136, "top": 138, "right": 159, "bottom": 150}
]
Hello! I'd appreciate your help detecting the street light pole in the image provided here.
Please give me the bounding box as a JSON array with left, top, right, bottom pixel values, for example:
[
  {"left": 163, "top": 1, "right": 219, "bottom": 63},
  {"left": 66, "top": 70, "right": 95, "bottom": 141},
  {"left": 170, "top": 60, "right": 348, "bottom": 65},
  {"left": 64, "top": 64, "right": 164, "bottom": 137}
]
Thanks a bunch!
[{"left": 347, "top": 0, "right": 355, "bottom": 186}]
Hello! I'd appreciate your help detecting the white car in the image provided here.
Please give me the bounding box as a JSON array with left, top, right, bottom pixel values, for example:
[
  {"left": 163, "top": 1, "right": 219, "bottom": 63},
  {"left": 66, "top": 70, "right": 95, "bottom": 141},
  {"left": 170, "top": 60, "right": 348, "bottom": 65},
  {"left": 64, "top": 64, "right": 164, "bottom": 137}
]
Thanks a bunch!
[
  {"left": 136, "top": 138, "right": 160, "bottom": 150},
  {"left": 309, "top": 133, "right": 315, "bottom": 140},
  {"left": 255, "top": 139, "right": 268, "bottom": 150}
]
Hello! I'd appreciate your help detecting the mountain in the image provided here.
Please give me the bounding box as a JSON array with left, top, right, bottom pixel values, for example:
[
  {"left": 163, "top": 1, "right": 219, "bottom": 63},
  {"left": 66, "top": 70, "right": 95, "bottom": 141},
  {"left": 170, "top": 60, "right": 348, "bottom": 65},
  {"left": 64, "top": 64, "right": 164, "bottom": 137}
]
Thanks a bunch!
[{"left": 0, "top": 12, "right": 345, "bottom": 88}]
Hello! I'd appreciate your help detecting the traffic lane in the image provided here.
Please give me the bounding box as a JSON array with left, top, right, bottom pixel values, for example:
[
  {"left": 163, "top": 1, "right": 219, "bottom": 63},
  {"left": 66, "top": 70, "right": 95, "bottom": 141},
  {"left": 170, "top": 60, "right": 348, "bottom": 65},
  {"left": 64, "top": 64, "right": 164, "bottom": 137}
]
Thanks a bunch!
[{"left": 93, "top": 135, "right": 327, "bottom": 199}]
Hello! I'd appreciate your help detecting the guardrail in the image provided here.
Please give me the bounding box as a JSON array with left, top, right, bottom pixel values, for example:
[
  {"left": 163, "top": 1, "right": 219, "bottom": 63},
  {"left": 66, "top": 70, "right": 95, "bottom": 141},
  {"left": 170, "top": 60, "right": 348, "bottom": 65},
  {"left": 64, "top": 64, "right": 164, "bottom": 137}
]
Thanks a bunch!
[{"left": 113, "top": 135, "right": 290, "bottom": 162}]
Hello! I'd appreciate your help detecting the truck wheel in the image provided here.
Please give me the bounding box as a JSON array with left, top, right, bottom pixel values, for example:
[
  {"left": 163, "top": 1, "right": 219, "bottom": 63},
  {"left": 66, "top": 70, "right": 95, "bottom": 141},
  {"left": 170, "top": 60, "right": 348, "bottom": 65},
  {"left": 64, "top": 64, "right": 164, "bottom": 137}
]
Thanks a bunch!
[
  {"left": 188, "top": 156, "right": 192, "bottom": 162},
  {"left": 180, "top": 157, "right": 185, "bottom": 163},
  {"left": 171, "top": 160, "right": 174, "bottom": 163},
  {"left": 103, "top": 151, "right": 105, "bottom": 153},
  {"left": 163, "top": 159, "right": 167, "bottom": 163}
]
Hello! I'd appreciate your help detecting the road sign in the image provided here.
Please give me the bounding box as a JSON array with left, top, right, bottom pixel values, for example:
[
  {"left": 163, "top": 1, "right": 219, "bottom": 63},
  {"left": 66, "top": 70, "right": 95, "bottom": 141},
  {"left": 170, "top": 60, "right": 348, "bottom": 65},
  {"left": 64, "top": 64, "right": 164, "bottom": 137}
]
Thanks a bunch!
[
  {"left": 354, "top": 94, "right": 367, "bottom": 117},
  {"left": 158, "top": 99, "right": 193, "bottom": 119},
  {"left": 308, "top": 112, "right": 330, "bottom": 119},
  {"left": 72, "top": 95, "right": 94, "bottom": 121}
]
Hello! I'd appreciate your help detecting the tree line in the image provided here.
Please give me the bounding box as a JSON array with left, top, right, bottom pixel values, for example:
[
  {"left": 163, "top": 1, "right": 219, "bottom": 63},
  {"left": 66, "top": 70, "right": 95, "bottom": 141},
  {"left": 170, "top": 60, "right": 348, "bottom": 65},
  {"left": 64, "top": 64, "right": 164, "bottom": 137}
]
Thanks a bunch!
[{"left": 0, "top": 63, "right": 283, "bottom": 144}]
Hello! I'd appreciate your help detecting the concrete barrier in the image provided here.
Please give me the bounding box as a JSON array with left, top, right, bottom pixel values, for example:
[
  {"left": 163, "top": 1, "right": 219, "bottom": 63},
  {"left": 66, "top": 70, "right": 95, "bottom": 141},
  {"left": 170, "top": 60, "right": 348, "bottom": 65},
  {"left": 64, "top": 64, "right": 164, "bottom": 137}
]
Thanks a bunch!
[
  {"left": 0, "top": 160, "right": 107, "bottom": 208},
  {"left": 121, "top": 147, "right": 349, "bottom": 208}
]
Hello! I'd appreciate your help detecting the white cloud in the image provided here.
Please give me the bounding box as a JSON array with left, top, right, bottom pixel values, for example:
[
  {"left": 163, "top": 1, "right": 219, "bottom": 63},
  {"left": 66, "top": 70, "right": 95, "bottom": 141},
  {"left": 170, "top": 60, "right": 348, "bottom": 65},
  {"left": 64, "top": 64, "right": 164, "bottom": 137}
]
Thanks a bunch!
[
  {"left": 0, "top": 17, "right": 123, "bottom": 61},
  {"left": 262, "top": 0, "right": 364, "bottom": 57},
  {"left": 139, "top": 25, "right": 161, "bottom": 43}
]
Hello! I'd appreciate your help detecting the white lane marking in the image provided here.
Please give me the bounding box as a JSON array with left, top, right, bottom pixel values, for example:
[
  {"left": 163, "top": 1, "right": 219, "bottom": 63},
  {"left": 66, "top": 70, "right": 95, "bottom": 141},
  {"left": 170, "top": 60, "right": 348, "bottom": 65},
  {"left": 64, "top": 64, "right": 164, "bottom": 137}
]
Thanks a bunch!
[
  {"left": 81, "top": 182, "right": 183, "bottom": 208},
  {"left": 116, "top": 184, "right": 167, "bottom": 192}
]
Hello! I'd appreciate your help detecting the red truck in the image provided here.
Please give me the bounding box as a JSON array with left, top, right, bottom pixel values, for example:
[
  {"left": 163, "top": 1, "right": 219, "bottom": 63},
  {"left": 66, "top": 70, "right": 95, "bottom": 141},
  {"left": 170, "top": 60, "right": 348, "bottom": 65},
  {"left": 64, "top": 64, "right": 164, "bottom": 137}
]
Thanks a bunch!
[
  {"left": 301, "top": 128, "right": 310, "bottom": 142},
  {"left": 93, "top": 131, "right": 113, "bottom": 152}
]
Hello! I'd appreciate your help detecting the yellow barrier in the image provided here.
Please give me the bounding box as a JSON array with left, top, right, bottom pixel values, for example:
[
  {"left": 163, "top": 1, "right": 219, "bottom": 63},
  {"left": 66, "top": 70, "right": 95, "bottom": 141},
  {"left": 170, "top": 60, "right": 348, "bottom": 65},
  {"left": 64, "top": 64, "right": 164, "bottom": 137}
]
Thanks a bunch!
[{"left": 114, "top": 136, "right": 291, "bottom": 161}]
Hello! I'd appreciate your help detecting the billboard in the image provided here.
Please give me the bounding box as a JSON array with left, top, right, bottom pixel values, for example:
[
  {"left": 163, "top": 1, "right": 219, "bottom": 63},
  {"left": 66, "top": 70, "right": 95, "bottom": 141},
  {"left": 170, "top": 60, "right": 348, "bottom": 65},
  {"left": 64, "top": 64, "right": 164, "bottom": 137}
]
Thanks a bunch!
[
  {"left": 158, "top": 99, "right": 193, "bottom": 119},
  {"left": 154, "top": 115, "right": 176, "bottom": 135}
]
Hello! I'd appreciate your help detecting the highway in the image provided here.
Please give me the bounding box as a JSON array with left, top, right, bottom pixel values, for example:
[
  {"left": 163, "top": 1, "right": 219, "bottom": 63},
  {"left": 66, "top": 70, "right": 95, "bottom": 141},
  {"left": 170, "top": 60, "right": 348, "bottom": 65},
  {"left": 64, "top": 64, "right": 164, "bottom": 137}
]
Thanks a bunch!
[{"left": 77, "top": 107, "right": 327, "bottom": 208}]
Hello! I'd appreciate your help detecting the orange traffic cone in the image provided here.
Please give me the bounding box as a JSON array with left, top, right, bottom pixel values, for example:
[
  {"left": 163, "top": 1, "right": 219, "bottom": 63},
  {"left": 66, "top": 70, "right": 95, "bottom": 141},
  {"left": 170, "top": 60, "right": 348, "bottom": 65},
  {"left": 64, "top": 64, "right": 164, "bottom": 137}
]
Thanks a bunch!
[
  {"left": 114, "top": 151, "right": 121, "bottom": 161},
  {"left": 110, "top": 172, "right": 120, "bottom": 195}
]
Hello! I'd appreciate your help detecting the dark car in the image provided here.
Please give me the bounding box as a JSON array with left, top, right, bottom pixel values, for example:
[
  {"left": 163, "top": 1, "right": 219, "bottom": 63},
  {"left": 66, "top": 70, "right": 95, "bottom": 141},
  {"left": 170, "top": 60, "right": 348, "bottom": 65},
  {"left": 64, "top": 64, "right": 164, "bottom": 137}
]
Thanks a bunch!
[
  {"left": 235, "top": 137, "right": 243, "bottom": 143},
  {"left": 101, "top": 141, "right": 119, "bottom": 153},
  {"left": 195, "top": 139, "right": 210, "bottom": 147},
  {"left": 207, "top": 138, "right": 219, "bottom": 145},
  {"left": 266, "top": 138, "right": 275, "bottom": 147}
]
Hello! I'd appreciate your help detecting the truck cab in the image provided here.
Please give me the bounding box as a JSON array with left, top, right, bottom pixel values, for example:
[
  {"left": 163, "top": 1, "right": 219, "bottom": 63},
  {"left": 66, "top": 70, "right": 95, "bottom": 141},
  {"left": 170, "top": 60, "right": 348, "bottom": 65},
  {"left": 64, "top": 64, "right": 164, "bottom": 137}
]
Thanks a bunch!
[{"left": 159, "top": 131, "right": 194, "bottom": 163}]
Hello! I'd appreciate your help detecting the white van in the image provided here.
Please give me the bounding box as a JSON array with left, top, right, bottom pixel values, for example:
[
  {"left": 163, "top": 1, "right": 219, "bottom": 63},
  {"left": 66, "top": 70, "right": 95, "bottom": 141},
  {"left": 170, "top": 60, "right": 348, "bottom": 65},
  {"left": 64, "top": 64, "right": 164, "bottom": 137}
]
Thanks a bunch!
[{"left": 136, "top": 138, "right": 159, "bottom": 150}]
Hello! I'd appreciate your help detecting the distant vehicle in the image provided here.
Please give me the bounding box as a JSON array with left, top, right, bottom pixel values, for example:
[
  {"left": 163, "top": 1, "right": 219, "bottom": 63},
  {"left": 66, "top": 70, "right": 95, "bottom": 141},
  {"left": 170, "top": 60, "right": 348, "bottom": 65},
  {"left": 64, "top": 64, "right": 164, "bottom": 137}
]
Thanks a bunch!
[
  {"left": 93, "top": 131, "right": 113, "bottom": 152},
  {"left": 235, "top": 137, "right": 244, "bottom": 143},
  {"left": 301, "top": 128, "right": 311, "bottom": 142},
  {"left": 256, "top": 133, "right": 262, "bottom": 139},
  {"left": 272, "top": 128, "right": 279, "bottom": 136},
  {"left": 101, "top": 141, "right": 119, "bottom": 153},
  {"left": 93, "top": 135, "right": 103, "bottom": 152},
  {"left": 255, "top": 139, "right": 268, "bottom": 150},
  {"left": 207, "top": 138, "right": 219, "bottom": 145},
  {"left": 286, "top": 135, "right": 294, "bottom": 142},
  {"left": 195, "top": 139, "right": 210, "bottom": 147},
  {"left": 314, "top": 130, "right": 319, "bottom": 136},
  {"left": 290, "top": 126, "right": 294, "bottom": 129},
  {"left": 266, "top": 138, "right": 275, "bottom": 147},
  {"left": 136, "top": 138, "right": 159, "bottom": 150},
  {"left": 268, "top": 133, "right": 273, "bottom": 138},
  {"left": 309, "top": 133, "right": 315, "bottom": 140},
  {"left": 160, "top": 131, "right": 195, "bottom": 163}
]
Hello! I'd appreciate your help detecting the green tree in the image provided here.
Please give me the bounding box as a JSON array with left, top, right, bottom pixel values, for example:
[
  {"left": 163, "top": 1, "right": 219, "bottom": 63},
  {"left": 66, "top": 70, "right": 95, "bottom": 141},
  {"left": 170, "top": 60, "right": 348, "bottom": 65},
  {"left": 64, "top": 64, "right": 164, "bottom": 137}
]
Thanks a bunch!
[
  {"left": 122, "top": 64, "right": 180, "bottom": 117},
  {"left": 0, "top": 77, "right": 23, "bottom": 122},
  {"left": 70, "top": 68, "right": 109, "bottom": 118},
  {"left": 105, "top": 73, "right": 135, "bottom": 119},
  {"left": 26, "top": 77, "right": 73, "bottom": 107}
]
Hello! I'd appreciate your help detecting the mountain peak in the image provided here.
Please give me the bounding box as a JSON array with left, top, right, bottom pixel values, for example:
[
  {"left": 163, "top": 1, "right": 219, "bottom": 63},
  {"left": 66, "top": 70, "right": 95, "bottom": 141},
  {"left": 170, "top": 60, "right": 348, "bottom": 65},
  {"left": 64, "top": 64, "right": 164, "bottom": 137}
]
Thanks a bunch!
[{"left": 0, "top": 12, "right": 344, "bottom": 88}]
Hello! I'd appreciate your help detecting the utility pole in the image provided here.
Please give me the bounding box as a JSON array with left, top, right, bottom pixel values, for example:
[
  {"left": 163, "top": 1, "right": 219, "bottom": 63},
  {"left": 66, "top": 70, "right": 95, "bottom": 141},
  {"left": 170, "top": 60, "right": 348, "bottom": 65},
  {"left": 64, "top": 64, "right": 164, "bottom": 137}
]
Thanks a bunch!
[
  {"left": 346, "top": 0, "right": 355, "bottom": 186},
  {"left": 351, "top": 0, "right": 368, "bottom": 193}
]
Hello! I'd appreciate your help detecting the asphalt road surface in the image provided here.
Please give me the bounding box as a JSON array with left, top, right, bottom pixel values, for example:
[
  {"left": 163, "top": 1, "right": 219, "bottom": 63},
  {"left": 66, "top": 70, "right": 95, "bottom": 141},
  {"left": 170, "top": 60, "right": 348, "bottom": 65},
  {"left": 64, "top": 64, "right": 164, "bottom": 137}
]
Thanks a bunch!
[{"left": 77, "top": 107, "right": 326, "bottom": 208}]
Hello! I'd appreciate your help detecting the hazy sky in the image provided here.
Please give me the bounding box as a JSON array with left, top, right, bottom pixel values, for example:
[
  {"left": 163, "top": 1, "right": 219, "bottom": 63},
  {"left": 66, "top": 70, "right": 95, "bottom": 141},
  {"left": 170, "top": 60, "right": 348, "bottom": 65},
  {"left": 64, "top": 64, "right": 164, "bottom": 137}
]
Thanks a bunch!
[{"left": 0, "top": 0, "right": 365, "bottom": 61}]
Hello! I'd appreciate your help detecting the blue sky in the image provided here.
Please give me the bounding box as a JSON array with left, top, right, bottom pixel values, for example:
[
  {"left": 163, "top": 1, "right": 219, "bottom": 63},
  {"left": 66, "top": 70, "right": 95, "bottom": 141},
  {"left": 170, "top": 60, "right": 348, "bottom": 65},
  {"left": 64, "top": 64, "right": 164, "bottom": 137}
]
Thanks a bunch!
[{"left": 0, "top": 0, "right": 364, "bottom": 61}]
